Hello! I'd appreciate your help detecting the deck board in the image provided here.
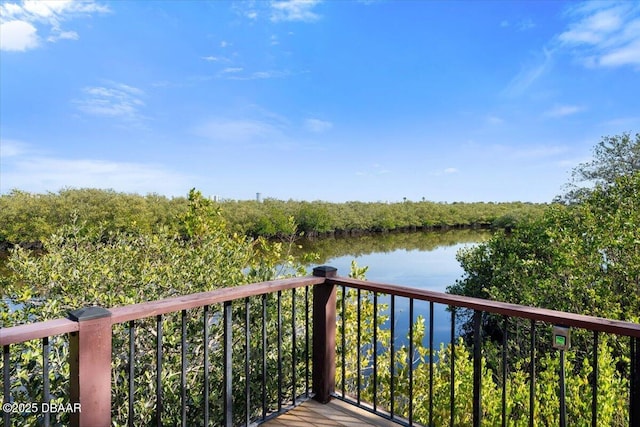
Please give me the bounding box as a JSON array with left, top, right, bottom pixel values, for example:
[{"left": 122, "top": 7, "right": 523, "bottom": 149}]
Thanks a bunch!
[{"left": 262, "top": 399, "right": 401, "bottom": 427}]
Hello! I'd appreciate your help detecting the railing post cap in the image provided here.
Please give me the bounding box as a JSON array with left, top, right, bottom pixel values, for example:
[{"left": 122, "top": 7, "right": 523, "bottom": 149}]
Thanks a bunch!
[
  {"left": 68, "top": 306, "right": 112, "bottom": 322},
  {"left": 312, "top": 265, "right": 338, "bottom": 278}
]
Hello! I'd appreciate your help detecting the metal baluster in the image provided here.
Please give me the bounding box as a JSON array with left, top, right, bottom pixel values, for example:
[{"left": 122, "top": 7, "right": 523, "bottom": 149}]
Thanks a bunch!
[
  {"left": 3, "top": 345, "right": 10, "bottom": 427},
  {"left": 156, "top": 314, "right": 163, "bottom": 427},
  {"left": 129, "top": 321, "right": 135, "bottom": 427},
  {"left": 408, "top": 298, "right": 414, "bottom": 426},
  {"left": 341, "top": 285, "right": 346, "bottom": 398},
  {"left": 373, "top": 292, "right": 378, "bottom": 411},
  {"left": 529, "top": 320, "right": 536, "bottom": 427},
  {"left": 429, "top": 302, "right": 434, "bottom": 427},
  {"left": 450, "top": 307, "right": 456, "bottom": 427},
  {"left": 292, "top": 289, "right": 297, "bottom": 406},
  {"left": 591, "top": 331, "right": 598, "bottom": 427},
  {"left": 277, "top": 291, "right": 282, "bottom": 412},
  {"left": 390, "top": 294, "right": 395, "bottom": 419},
  {"left": 472, "top": 311, "right": 482, "bottom": 427},
  {"left": 356, "top": 288, "right": 361, "bottom": 404},
  {"left": 502, "top": 316, "right": 508, "bottom": 427},
  {"left": 181, "top": 310, "right": 187, "bottom": 427},
  {"left": 631, "top": 336, "right": 640, "bottom": 427},
  {"left": 203, "top": 306, "right": 210, "bottom": 427},
  {"left": 245, "top": 297, "right": 250, "bottom": 427},
  {"left": 262, "top": 294, "right": 267, "bottom": 420},
  {"left": 42, "top": 337, "right": 50, "bottom": 427},
  {"left": 305, "top": 286, "right": 310, "bottom": 398},
  {"left": 223, "top": 301, "right": 232, "bottom": 427}
]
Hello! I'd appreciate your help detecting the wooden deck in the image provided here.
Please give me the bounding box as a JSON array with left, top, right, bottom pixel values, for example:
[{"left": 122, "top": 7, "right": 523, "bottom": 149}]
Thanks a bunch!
[{"left": 262, "top": 399, "right": 401, "bottom": 427}]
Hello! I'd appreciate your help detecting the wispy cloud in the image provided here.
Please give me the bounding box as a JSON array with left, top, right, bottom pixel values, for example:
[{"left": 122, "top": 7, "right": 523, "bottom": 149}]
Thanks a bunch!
[
  {"left": 356, "top": 163, "right": 390, "bottom": 177},
  {"left": 73, "top": 82, "right": 146, "bottom": 122},
  {"left": 304, "top": 118, "right": 333, "bottom": 133},
  {"left": 503, "top": 2, "right": 639, "bottom": 96},
  {"left": 270, "top": 0, "right": 322, "bottom": 23},
  {"left": 0, "top": 141, "right": 191, "bottom": 196},
  {"left": 0, "top": 0, "right": 110, "bottom": 51},
  {"left": 503, "top": 48, "right": 554, "bottom": 97},
  {"left": 558, "top": 2, "right": 640, "bottom": 68},
  {"left": 0, "top": 139, "right": 29, "bottom": 157},
  {"left": 543, "top": 104, "right": 586, "bottom": 118},
  {"left": 193, "top": 118, "right": 284, "bottom": 143}
]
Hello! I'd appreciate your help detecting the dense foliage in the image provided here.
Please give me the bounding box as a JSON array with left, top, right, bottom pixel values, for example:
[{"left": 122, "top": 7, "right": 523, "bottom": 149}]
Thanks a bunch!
[
  {"left": 0, "top": 188, "right": 545, "bottom": 245},
  {"left": 559, "top": 132, "right": 639, "bottom": 204},
  {"left": 0, "top": 190, "right": 310, "bottom": 425},
  {"left": 338, "top": 264, "right": 628, "bottom": 426}
]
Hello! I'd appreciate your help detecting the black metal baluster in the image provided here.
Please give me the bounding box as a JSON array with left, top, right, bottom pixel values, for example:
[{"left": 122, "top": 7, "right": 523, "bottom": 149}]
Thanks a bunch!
[
  {"left": 591, "top": 331, "right": 598, "bottom": 427},
  {"left": 450, "top": 307, "right": 456, "bottom": 427},
  {"left": 305, "top": 286, "right": 310, "bottom": 398},
  {"left": 390, "top": 294, "right": 395, "bottom": 419},
  {"left": 409, "top": 298, "right": 414, "bottom": 426},
  {"left": 129, "top": 321, "right": 135, "bottom": 427},
  {"left": 501, "top": 316, "right": 508, "bottom": 427},
  {"left": 181, "top": 310, "right": 187, "bottom": 427},
  {"left": 292, "top": 288, "right": 297, "bottom": 406},
  {"left": 223, "top": 301, "right": 232, "bottom": 427},
  {"left": 529, "top": 320, "right": 536, "bottom": 427},
  {"left": 631, "top": 336, "right": 640, "bottom": 427},
  {"left": 429, "top": 302, "right": 434, "bottom": 427},
  {"left": 203, "top": 306, "right": 210, "bottom": 427},
  {"left": 373, "top": 292, "right": 378, "bottom": 411},
  {"left": 277, "top": 290, "right": 282, "bottom": 412},
  {"left": 245, "top": 297, "right": 250, "bottom": 427},
  {"left": 261, "top": 294, "right": 267, "bottom": 420},
  {"left": 356, "top": 288, "right": 361, "bottom": 405},
  {"left": 156, "top": 314, "right": 163, "bottom": 427},
  {"left": 42, "top": 337, "right": 50, "bottom": 427},
  {"left": 3, "top": 345, "right": 9, "bottom": 427},
  {"left": 341, "top": 285, "right": 346, "bottom": 398},
  {"left": 472, "top": 310, "right": 482, "bottom": 427}
]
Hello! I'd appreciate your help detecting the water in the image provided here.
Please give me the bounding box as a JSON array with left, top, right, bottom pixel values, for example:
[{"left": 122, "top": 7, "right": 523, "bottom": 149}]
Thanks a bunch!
[{"left": 297, "top": 229, "right": 489, "bottom": 350}]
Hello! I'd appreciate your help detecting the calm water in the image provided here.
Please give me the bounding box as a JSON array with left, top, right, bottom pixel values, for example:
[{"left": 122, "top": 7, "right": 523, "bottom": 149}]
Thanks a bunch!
[{"left": 297, "top": 229, "right": 490, "bottom": 349}]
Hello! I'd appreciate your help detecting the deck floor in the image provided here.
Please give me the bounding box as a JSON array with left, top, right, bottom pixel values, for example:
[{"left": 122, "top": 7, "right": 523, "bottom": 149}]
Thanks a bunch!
[{"left": 261, "top": 398, "right": 400, "bottom": 427}]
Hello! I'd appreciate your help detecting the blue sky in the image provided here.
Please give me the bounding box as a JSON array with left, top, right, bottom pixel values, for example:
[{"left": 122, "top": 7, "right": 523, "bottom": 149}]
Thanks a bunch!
[{"left": 1, "top": 0, "right": 638, "bottom": 202}]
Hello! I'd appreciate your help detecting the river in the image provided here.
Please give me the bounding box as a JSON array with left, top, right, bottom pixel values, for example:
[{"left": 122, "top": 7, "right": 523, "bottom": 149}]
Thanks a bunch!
[{"left": 294, "top": 229, "right": 491, "bottom": 349}]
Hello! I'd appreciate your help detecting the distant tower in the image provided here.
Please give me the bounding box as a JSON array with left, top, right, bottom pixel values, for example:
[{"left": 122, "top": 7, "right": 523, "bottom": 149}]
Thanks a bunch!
[{"left": 256, "top": 192, "right": 262, "bottom": 203}]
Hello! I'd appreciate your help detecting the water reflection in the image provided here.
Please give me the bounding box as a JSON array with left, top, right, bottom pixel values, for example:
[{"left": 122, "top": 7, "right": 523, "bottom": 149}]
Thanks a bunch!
[{"left": 297, "top": 229, "right": 490, "bottom": 349}]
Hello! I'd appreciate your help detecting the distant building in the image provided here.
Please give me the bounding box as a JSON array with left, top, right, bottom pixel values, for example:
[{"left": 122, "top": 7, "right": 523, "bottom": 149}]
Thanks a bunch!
[{"left": 256, "top": 192, "right": 262, "bottom": 203}]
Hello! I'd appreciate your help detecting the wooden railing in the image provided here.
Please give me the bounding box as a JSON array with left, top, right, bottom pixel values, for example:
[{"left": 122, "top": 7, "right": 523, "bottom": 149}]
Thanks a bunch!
[{"left": 2, "top": 266, "right": 640, "bottom": 426}]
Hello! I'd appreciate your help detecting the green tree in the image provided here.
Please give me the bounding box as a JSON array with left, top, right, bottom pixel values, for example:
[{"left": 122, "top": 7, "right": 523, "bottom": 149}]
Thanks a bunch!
[{"left": 559, "top": 132, "right": 639, "bottom": 203}]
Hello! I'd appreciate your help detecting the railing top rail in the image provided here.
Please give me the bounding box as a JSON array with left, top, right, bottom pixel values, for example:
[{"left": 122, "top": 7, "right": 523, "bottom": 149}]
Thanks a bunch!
[
  {"left": 0, "top": 318, "right": 79, "bottom": 346},
  {"left": 0, "top": 275, "right": 325, "bottom": 347},
  {"left": 109, "top": 275, "right": 325, "bottom": 324},
  {"left": 329, "top": 276, "right": 640, "bottom": 338}
]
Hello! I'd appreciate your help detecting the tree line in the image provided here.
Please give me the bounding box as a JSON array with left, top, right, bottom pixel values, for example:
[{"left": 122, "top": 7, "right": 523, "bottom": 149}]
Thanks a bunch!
[{"left": 0, "top": 188, "right": 545, "bottom": 247}]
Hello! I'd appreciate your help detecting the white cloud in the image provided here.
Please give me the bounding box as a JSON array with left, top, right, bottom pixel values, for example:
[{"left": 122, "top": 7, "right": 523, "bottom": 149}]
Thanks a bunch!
[
  {"left": 558, "top": 2, "right": 640, "bottom": 68},
  {"left": 270, "top": 0, "right": 321, "bottom": 23},
  {"left": 0, "top": 140, "right": 191, "bottom": 196},
  {"left": 193, "top": 118, "right": 283, "bottom": 142},
  {"left": 304, "top": 118, "right": 333, "bottom": 133},
  {"left": 0, "top": 20, "right": 38, "bottom": 51},
  {"left": 2, "top": 157, "right": 191, "bottom": 196},
  {"left": 444, "top": 167, "right": 458, "bottom": 174},
  {"left": 74, "top": 82, "right": 145, "bottom": 121},
  {"left": 0, "top": 139, "right": 28, "bottom": 157},
  {"left": 543, "top": 104, "right": 585, "bottom": 118},
  {"left": 0, "top": 0, "right": 109, "bottom": 51}
]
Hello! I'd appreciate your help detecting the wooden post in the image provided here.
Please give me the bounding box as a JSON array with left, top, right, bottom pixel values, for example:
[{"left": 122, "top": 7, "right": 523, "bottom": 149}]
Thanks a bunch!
[
  {"left": 312, "top": 266, "right": 337, "bottom": 403},
  {"left": 68, "top": 306, "right": 112, "bottom": 427}
]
